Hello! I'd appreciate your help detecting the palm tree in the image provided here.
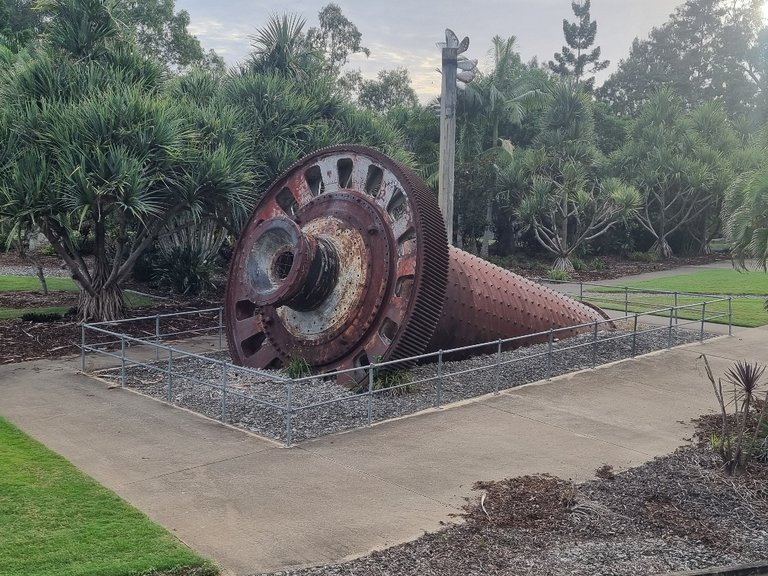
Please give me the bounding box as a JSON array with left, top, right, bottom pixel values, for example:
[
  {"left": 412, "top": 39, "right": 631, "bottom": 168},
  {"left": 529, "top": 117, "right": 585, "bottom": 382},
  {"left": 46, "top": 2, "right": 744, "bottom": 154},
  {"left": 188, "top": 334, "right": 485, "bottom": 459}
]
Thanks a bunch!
[
  {"left": 615, "top": 89, "right": 716, "bottom": 258},
  {"left": 723, "top": 166, "right": 768, "bottom": 270},
  {"left": 513, "top": 80, "right": 640, "bottom": 271},
  {"left": 455, "top": 36, "right": 548, "bottom": 255}
]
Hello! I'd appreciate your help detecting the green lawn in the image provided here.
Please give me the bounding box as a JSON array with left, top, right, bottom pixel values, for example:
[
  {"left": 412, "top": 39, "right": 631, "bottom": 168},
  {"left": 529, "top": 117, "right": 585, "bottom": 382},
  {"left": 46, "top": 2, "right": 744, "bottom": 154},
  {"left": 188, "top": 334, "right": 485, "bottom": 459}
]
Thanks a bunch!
[
  {"left": 0, "top": 274, "right": 154, "bottom": 319},
  {"left": 582, "top": 268, "right": 768, "bottom": 328},
  {"left": 0, "top": 305, "right": 73, "bottom": 320},
  {"left": 584, "top": 293, "right": 767, "bottom": 328},
  {"left": 0, "top": 417, "right": 216, "bottom": 576},
  {"left": 0, "top": 275, "right": 79, "bottom": 292},
  {"left": 598, "top": 268, "right": 768, "bottom": 296}
]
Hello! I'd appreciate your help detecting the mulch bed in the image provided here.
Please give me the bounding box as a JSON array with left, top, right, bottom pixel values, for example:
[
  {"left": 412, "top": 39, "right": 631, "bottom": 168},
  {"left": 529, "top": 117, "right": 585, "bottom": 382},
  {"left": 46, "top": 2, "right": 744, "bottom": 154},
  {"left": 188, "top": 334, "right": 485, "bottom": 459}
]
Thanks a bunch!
[
  {"left": 265, "top": 442, "right": 768, "bottom": 576},
  {"left": 508, "top": 253, "right": 730, "bottom": 282},
  {"left": 0, "top": 299, "right": 222, "bottom": 365}
]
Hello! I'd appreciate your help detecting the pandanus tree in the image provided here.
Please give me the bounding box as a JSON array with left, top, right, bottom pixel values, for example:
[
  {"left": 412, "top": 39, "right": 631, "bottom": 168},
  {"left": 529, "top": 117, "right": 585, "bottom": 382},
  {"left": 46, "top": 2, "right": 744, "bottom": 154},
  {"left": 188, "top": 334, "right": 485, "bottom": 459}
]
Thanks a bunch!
[
  {"left": 0, "top": 0, "right": 253, "bottom": 320},
  {"left": 512, "top": 80, "right": 639, "bottom": 271},
  {"left": 723, "top": 165, "right": 768, "bottom": 269},
  {"left": 614, "top": 89, "right": 718, "bottom": 258}
]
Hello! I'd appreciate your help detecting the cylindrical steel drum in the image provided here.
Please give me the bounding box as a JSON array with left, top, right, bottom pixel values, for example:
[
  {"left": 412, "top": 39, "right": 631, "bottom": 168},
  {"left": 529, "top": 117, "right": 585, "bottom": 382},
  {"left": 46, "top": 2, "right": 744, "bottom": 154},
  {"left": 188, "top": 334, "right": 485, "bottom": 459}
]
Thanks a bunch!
[{"left": 225, "top": 145, "right": 606, "bottom": 377}]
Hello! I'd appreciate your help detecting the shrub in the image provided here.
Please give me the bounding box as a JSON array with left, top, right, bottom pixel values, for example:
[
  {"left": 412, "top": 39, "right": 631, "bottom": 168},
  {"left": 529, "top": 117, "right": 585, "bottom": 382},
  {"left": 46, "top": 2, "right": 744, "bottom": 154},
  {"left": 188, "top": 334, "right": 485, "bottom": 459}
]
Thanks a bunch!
[
  {"left": 373, "top": 367, "right": 414, "bottom": 396},
  {"left": 352, "top": 357, "right": 415, "bottom": 396},
  {"left": 154, "top": 220, "right": 226, "bottom": 296},
  {"left": 590, "top": 257, "right": 608, "bottom": 271},
  {"left": 39, "top": 244, "right": 58, "bottom": 257},
  {"left": 627, "top": 251, "right": 658, "bottom": 263},
  {"left": 132, "top": 246, "right": 159, "bottom": 283},
  {"left": 547, "top": 269, "right": 571, "bottom": 281},
  {"left": 570, "top": 257, "right": 586, "bottom": 271},
  {"left": 20, "top": 311, "right": 63, "bottom": 322},
  {"left": 700, "top": 354, "right": 768, "bottom": 475}
]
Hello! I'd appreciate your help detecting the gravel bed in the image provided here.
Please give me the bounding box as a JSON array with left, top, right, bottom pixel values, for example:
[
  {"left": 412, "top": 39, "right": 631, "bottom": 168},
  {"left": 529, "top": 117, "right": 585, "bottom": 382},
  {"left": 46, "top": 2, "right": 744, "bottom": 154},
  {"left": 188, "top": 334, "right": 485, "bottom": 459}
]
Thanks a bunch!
[
  {"left": 253, "top": 447, "right": 768, "bottom": 576},
  {"left": 96, "top": 324, "right": 715, "bottom": 444},
  {"left": 0, "top": 263, "right": 70, "bottom": 277}
]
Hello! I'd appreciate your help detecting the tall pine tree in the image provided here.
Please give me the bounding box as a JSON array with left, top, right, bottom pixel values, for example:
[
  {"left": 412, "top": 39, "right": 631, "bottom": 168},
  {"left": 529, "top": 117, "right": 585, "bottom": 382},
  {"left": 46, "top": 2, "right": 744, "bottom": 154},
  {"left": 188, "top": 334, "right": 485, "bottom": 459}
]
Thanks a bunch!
[{"left": 549, "top": 0, "right": 609, "bottom": 89}]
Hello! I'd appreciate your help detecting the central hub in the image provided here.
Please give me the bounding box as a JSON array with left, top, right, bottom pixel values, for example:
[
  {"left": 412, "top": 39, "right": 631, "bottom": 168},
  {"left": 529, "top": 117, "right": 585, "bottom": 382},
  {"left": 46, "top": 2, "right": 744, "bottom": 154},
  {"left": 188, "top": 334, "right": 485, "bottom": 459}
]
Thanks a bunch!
[
  {"left": 253, "top": 192, "right": 393, "bottom": 366},
  {"left": 246, "top": 217, "right": 339, "bottom": 312}
]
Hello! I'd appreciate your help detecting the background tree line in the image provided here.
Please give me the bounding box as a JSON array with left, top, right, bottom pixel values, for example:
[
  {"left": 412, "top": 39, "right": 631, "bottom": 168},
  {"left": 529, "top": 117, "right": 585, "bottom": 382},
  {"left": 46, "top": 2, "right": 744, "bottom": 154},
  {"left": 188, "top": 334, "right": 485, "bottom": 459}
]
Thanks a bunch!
[{"left": 0, "top": 0, "right": 766, "bottom": 322}]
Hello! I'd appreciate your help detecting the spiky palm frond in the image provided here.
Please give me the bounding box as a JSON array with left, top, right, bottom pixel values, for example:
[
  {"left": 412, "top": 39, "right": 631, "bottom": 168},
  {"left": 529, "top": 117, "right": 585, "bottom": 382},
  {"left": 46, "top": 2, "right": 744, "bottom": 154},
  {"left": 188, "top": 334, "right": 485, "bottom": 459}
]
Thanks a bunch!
[{"left": 723, "top": 167, "right": 768, "bottom": 269}]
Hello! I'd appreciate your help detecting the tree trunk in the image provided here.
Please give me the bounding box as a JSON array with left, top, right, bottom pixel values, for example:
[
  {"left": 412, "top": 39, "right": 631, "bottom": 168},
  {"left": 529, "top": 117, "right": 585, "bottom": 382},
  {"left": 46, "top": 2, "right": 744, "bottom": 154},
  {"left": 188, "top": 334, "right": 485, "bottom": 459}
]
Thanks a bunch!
[
  {"left": 480, "top": 197, "right": 493, "bottom": 258},
  {"left": 34, "top": 260, "right": 48, "bottom": 296},
  {"left": 78, "top": 217, "right": 126, "bottom": 321},
  {"left": 456, "top": 213, "right": 464, "bottom": 250},
  {"left": 78, "top": 283, "right": 126, "bottom": 322},
  {"left": 20, "top": 251, "right": 48, "bottom": 295},
  {"left": 553, "top": 256, "right": 574, "bottom": 272},
  {"left": 652, "top": 238, "right": 674, "bottom": 259}
]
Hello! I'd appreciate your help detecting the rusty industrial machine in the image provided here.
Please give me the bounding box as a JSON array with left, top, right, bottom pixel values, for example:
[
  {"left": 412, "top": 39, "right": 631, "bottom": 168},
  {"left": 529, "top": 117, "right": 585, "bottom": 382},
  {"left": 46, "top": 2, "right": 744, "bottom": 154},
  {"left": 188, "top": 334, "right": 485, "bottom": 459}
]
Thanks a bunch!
[{"left": 225, "top": 145, "right": 607, "bottom": 377}]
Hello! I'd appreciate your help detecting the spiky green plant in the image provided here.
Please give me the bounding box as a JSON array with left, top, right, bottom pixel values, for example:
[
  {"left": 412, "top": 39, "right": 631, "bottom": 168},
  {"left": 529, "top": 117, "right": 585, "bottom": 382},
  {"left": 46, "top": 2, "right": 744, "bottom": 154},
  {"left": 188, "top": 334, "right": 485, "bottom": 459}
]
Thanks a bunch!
[{"left": 701, "top": 354, "right": 768, "bottom": 475}]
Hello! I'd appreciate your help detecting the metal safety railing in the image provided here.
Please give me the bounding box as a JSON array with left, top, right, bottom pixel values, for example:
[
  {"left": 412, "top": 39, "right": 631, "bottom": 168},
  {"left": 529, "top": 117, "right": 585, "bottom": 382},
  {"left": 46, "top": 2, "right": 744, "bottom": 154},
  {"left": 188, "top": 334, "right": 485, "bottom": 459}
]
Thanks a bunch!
[{"left": 80, "top": 285, "right": 733, "bottom": 447}]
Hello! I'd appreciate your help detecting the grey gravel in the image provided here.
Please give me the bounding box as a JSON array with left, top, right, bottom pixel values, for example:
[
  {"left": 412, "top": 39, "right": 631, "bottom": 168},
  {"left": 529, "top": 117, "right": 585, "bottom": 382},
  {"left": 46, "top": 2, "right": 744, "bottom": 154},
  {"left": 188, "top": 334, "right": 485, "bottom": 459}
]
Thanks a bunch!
[
  {"left": 0, "top": 263, "right": 70, "bottom": 277},
  {"left": 98, "top": 324, "right": 715, "bottom": 444}
]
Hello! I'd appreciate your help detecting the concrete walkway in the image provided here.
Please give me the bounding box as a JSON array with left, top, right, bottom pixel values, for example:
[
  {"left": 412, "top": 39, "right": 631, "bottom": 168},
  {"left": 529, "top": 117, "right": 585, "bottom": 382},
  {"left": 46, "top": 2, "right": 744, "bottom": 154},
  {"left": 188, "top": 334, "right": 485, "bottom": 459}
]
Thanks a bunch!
[{"left": 2, "top": 323, "right": 766, "bottom": 575}]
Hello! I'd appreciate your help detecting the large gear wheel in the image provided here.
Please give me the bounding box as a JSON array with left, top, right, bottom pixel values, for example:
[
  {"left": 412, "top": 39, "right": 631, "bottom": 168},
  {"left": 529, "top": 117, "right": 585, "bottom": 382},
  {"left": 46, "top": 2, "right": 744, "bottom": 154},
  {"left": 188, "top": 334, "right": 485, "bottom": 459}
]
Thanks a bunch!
[{"left": 225, "top": 145, "right": 450, "bottom": 376}]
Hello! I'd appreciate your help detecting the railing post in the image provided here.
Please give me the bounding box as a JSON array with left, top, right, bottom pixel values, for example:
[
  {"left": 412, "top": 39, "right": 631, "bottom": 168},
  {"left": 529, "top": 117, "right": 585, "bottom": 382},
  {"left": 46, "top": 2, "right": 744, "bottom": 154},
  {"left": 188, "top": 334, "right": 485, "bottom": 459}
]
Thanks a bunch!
[
  {"left": 493, "top": 339, "right": 502, "bottom": 393},
  {"left": 728, "top": 297, "right": 732, "bottom": 336},
  {"left": 155, "top": 314, "right": 160, "bottom": 360},
  {"left": 700, "top": 302, "right": 706, "bottom": 342},
  {"left": 218, "top": 308, "right": 224, "bottom": 350},
  {"left": 367, "top": 363, "right": 374, "bottom": 426},
  {"left": 436, "top": 350, "right": 443, "bottom": 408},
  {"left": 591, "top": 321, "right": 598, "bottom": 368},
  {"left": 624, "top": 287, "right": 629, "bottom": 315},
  {"left": 80, "top": 324, "right": 86, "bottom": 371},
  {"left": 631, "top": 313, "right": 638, "bottom": 357},
  {"left": 120, "top": 335, "right": 126, "bottom": 388},
  {"left": 674, "top": 292, "right": 679, "bottom": 326},
  {"left": 167, "top": 348, "right": 173, "bottom": 402},
  {"left": 579, "top": 282, "right": 583, "bottom": 302},
  {"left": 285, "top": 379, "right": 293, "bottom": 447},
  {"left": 547, "top": 329, "right": 553, "bottom": 379},
  {"left": 667, "top": 306, "right": 674, "bottom": 349},
  {"left": 220, "top": 362, "right": 228, "bottom": 423}
]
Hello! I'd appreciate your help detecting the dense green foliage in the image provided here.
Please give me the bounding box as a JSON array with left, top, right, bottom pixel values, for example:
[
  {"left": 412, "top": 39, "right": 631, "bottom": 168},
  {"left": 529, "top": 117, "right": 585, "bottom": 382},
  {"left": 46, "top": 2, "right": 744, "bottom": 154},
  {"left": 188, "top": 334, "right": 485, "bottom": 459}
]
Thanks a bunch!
[
  {"left": 1, "top": 0, "right": 767, "bottom": 320},
  {"left": 0, "top": 416, "right": 215, "bottom": 576},
  {"left": 549, "top": 0, "right": 609, "bottom": 89}
]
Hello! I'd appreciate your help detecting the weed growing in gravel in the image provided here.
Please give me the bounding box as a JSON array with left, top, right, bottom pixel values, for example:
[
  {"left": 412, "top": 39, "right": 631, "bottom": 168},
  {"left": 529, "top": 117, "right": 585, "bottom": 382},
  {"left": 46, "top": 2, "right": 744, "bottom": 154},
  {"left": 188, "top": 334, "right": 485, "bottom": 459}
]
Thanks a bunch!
[
  {"left": 285, "top": 356, "right": 311, "bottom": 379},
  {"left": 700, "top": 354, "right": 768, "bottom": 475}
]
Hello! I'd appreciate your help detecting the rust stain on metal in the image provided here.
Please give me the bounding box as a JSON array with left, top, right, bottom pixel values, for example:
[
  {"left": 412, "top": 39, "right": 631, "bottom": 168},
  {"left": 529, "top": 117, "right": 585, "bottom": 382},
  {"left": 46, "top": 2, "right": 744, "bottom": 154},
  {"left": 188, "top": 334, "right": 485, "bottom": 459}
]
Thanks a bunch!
[{"left": 225, "top": 145, "right": 607, "bottom": 380}]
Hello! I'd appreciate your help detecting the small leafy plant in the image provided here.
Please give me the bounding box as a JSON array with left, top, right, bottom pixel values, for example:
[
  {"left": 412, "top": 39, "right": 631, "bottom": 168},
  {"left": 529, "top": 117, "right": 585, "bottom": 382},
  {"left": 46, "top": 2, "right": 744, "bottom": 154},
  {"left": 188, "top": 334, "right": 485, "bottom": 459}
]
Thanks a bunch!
[
  {"left": 547, "top": 268, "right": 571, "bottom": 281},
  {"left": 20, "top": 311, "right": 63, "bottom": 322},
  {"left": 285, "top": 356, "right": 311, "bottom": 379},
  {"left": 700, "top": 354, "right": 768, "bottom": 475},
  {"left": 590, "top": 257, "right": 608, "bottom": 271},
  {"left": 570, "top": 257, "right": 586, "bottom": 271},
  {"left": 353, "top": 357, "right": 415, "bottom": 396},
  {"left": 627, "top": 251, "right": 658, "bottom": 263}
]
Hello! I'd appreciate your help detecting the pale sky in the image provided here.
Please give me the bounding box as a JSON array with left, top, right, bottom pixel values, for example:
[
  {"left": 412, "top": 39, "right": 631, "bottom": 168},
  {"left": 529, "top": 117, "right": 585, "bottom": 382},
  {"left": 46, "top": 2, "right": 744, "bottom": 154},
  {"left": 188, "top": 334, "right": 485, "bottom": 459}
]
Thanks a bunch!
[{"left": 174, "top": 0, "right": 729, "bottom": 100}]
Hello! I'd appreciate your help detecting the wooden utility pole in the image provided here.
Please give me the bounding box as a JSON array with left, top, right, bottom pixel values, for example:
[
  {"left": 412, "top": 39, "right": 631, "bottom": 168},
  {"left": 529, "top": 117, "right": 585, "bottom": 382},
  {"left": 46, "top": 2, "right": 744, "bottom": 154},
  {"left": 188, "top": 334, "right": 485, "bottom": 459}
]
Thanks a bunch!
[
  {"left": 438, "top": 29, "right": 475, "bottom": 246},
  {"left": 438, "top": 43, "right": 458, "bottom": 245}
]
